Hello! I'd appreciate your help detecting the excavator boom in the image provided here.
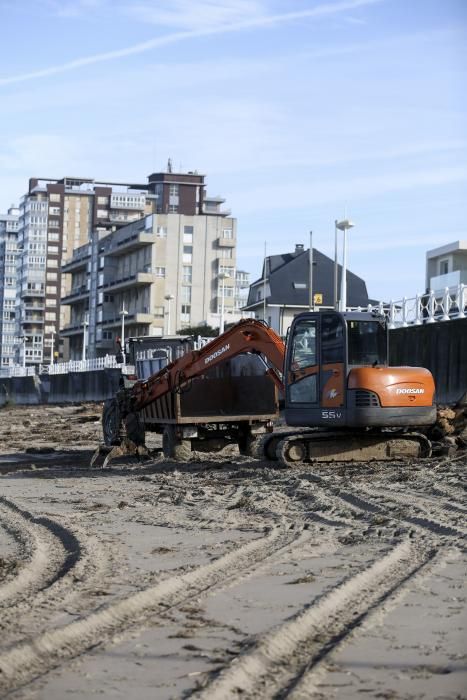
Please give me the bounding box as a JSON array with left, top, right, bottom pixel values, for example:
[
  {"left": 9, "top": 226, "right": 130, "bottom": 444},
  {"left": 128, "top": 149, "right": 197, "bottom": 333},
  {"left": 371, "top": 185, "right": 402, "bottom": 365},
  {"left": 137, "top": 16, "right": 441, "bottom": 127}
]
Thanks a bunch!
[{"left": 128, "top": 319, "right": 285, "bottom": 413}]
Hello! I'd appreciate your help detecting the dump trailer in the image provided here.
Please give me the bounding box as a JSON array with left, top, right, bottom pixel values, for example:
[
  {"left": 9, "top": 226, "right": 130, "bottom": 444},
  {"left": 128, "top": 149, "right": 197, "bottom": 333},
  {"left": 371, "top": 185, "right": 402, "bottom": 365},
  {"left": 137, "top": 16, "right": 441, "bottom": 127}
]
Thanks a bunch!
[
  {"left": 96, "top": 312, "right": 436, "bottom": 467},
  {"left": 98, "top": 321, "right": 284, "bottom": 463}
]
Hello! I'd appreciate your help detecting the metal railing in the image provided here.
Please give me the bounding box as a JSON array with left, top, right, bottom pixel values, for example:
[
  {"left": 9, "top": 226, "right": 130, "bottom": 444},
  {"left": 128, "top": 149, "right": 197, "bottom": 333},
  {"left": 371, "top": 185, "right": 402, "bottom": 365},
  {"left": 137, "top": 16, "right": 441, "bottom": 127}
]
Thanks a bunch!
[{"left": 353, "top": 284, "right": 466, "bottom": 328}]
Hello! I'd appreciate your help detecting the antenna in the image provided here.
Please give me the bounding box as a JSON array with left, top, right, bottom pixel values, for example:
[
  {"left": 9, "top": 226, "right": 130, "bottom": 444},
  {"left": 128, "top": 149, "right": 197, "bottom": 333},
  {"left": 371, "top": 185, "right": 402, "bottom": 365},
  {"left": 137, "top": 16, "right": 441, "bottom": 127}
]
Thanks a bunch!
[{"left": 167, "top": 157, "right": 172, "bottom": 173}]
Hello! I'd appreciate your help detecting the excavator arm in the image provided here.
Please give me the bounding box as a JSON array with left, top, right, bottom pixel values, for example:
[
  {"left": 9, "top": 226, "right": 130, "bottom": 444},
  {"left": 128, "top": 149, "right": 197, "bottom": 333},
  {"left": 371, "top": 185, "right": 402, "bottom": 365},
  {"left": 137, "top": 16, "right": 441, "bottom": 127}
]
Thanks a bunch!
[{"left": 127, "top": 319, "right": 285, "bottom": 414}]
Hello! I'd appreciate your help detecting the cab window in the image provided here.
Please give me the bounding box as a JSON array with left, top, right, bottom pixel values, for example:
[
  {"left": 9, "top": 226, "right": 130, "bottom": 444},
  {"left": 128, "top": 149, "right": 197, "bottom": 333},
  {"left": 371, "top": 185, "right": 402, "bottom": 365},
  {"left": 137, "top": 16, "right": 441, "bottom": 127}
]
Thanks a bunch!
[
  {"left": 321, "top": 314, "right": 344, "bottom": 364},
  {"left": 290, "top": 319, "right": 317, "bottom": 369}
]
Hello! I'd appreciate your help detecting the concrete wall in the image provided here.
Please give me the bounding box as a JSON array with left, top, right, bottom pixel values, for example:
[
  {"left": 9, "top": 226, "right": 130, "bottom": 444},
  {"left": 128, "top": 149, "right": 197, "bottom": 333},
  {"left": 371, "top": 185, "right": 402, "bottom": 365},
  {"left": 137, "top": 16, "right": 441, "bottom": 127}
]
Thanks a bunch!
[
  {"left": 0, "top": 369, "right": 121, "bottom": 407},
  {"left": 390, "top": 318, "right": 467, "bottom": 405}
]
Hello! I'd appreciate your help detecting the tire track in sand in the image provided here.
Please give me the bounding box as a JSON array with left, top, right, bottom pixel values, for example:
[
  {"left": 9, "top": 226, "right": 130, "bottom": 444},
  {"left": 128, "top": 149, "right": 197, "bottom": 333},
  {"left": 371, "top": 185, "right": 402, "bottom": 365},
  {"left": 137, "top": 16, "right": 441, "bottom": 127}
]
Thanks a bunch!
[
  {"left": 0, "top": 497, "right": 110, "bottom": 644},
  {"left": 336, "top": 487, "right": 467, "bottom": 543},
  {"left": 0, "top": 521, "right": 303, "bottom": 694},
  {"left": 195, "top": 539, "right": 436, "bottom": 699},
  {"left": 0, "top": 497, "right": 73, "bottom": 608}
]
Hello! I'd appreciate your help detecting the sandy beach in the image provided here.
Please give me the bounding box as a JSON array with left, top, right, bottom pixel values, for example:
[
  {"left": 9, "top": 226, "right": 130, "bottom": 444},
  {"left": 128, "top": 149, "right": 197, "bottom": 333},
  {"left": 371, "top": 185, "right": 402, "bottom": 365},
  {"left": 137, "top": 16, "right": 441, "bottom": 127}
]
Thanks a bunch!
[{"left": 0, "top": 404, "right": 465, "bottom": 699}]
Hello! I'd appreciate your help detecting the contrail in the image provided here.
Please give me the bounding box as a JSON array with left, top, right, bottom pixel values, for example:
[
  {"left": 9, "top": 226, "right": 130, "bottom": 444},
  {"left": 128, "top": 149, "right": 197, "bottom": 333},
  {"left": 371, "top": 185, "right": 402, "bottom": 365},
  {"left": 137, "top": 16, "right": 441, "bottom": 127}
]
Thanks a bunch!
[{"left": 0, "top": 0, "right": 380, "bottom": 86}]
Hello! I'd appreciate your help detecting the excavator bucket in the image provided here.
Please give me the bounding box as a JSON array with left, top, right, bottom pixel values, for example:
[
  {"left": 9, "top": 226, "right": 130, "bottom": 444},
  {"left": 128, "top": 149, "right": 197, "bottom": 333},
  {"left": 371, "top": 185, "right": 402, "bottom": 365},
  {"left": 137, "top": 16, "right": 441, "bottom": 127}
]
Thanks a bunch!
[{"left": 90, "top": 439, "right": 149, "bottom": 468}]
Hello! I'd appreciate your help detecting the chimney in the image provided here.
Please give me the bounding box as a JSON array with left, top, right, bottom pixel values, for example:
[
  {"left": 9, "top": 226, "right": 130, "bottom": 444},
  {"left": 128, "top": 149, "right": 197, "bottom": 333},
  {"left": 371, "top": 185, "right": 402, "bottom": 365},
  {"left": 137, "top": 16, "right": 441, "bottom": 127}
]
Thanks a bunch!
[{"left": 295, "top": 244, "right": 304, "bottom": 253}]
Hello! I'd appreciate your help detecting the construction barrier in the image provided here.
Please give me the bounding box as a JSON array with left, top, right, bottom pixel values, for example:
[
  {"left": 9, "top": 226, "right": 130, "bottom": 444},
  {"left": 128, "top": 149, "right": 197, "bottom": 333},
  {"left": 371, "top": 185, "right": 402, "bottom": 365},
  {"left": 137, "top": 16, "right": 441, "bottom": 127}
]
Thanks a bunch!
[
  {"left": 0, "top": 369, "right": 122, "bottom": 407},
  {"left": 390, "top": 318, "right": 467, "bottom": 405}
]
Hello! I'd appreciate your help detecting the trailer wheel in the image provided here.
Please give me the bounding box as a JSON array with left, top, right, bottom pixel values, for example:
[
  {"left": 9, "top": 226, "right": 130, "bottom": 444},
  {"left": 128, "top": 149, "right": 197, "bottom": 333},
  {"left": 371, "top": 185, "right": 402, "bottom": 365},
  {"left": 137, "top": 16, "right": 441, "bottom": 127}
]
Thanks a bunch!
[
  {"left": 162, "top": 426, "right": 192, "bottom": 461},
  {"left": 125, "top": 412, "right": 146, "bottom": 447},
  {"left": 102, "top": 398, "right": 122, "bottom": 446}
]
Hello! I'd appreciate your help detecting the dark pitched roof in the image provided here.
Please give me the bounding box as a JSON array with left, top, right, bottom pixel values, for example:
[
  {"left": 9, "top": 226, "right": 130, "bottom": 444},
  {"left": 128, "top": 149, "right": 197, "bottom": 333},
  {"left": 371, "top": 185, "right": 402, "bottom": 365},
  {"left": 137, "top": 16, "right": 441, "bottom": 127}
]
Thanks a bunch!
[{"left": 245, "top": 248, "right": 371, "bottom": 309}]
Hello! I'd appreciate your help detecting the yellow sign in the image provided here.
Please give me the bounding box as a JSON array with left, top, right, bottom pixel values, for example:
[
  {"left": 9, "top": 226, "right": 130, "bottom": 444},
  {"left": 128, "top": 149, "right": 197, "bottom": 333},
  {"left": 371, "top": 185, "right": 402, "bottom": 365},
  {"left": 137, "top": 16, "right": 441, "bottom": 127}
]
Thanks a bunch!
[{"left": 313, "top": 293, "right": 323, "bottom": 305}]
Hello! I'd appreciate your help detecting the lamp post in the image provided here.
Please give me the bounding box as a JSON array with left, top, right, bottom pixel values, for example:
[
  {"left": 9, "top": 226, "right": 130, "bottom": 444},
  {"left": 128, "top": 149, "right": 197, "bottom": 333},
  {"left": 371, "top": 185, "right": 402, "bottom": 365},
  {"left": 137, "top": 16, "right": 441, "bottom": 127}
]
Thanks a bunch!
[
  {"left": 120, "top": 301, "right": 129, "bottom": 349},
  {"left": 49, "top": 330, "right": 55, "bottom": 366},
  {"left": 309, "top": 230, "right": 313, "bottom": 310},
  {"left": 335, "top": 219, "right": 355, "bottom": 312},
  {"left": 82, "top": 315, "right": 89, "bottom": 362},
  {"left": 164, "top": 294, "right": 174, "bottom": 335},
  {"left": 20, "top": 336, "right": 28, "bottom": 368},
  {"left": 218, "top": 272, "right": 230, "bottom": 335}
]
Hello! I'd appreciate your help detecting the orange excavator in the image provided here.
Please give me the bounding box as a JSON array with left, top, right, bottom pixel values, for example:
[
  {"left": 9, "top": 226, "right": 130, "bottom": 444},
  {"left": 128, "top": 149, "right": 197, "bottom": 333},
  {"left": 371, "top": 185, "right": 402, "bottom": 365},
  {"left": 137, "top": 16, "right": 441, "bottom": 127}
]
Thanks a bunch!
[{"left": 98, "top": 310, "right": 436, "bottom": 466}]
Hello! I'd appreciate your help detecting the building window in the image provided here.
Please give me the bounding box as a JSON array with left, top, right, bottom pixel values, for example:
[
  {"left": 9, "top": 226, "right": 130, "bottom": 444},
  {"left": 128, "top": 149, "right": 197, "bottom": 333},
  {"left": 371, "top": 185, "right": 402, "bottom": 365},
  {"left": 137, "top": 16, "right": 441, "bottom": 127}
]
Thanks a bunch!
[
  {"left": 46, "top": 285, "right": 57, "bottom": 294},
  {"left": 439, "top": 259, "right": 449, "bottom": 275},
  {"left": 45, "top": 312, "right": 57, "bottom": 321},
  {"left": 183, "top": 245, "right": 193, "bottom": 263},
  {"left": 223, "top": 228, "right": 233, "bottom": 239},
  {"left": 155, "top": 267, "right": 166, "bottom": 277},
  {"left": 181, "top": 286, "right": 192, "bottom": 303},
  {"left": 182, "top": 265, "right": 192, "bottom": 284},
  {"left": 154, "top": 306, "right": 164, "bottom": 318},
  {"left": 47, "top": 272, "right": 58, "bottom": 280},
  {"left": 257, "top": 290, "right": 262, "bottom": 301},
  {"left": 97, "top": 196, "right": 108, "bottom": 205},
  {"left": 183, "top": 231, "right": 193, "bottom": 244},
  {"left": 169, "top": 205, "right": 178, "bottom": 213},
  {"left": 184, "top": 225, "right": 194, "bottom": 235},
  {"left": 156, "top": 225, "right": 167, "bottom": 237},
  {"left": 221, "top": 248, "right": 233, "bottom": 259},
  {"left": 49, "top": 193, "right": 60, "bottom": 202},
  {"left": 169, "top": 184, "right": 179, "bottom": 196},
  {"left": 181, "top": 304, "right": 191, "bottom": 322}
]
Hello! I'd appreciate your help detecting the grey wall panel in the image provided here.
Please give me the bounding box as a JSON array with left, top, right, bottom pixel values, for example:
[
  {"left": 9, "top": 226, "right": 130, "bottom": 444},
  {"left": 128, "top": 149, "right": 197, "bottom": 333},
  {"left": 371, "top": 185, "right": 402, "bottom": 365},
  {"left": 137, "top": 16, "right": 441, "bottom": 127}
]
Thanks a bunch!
[{"left": 390, "top": 319, "right": 467, "bottom": 405}]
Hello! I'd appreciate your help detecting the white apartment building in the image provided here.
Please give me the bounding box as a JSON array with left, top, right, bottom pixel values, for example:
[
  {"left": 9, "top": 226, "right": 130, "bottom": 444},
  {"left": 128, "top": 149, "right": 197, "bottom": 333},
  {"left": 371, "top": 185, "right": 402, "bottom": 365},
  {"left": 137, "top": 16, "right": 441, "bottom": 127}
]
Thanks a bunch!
[
  {"left": 426, "top": 241, "right": 467, "bottom": 291},
  {"left": 61, "top": 170, "right": 239, "bottom": 358},
  {"left": 14, "top": 176, "right": 155, "bottom": 366},
  {"left": 0, "top": 207, "right": 19, "bottom": 366}
]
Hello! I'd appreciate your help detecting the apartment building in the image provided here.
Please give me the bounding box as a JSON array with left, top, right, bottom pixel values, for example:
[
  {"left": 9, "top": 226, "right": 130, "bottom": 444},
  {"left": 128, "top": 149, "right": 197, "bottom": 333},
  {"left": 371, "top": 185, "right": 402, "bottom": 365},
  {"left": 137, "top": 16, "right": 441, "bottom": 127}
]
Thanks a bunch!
[
  {"left": 15, "top": 176, "right": 155, "bottom": 366},
  {"left": 61, "top": 170, "right": 238, "bottom": 358},
  {"left": 426, "top": 241, "right": 467, "bottom": 291},
  {"left": 0, "top": 207, "right": 19, "bottom": 366}
]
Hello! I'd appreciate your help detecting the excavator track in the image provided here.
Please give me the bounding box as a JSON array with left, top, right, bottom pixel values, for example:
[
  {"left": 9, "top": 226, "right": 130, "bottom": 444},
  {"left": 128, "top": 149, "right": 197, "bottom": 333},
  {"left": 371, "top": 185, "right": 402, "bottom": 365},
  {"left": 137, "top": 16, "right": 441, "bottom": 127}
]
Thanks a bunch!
[{"left": 273, "top": 431, "right": 431, "bottom": 467}]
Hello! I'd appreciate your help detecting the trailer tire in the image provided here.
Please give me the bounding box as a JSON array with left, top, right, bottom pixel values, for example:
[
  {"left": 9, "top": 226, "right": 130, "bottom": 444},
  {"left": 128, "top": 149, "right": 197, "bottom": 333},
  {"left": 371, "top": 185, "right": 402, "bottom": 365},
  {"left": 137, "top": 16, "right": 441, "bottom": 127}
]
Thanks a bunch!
[
  {"left": 162, "top": 426, "right": 192, "bottom": 461},
  {"left": 102, "top": 398, "right": 122, "bottom": 446}
]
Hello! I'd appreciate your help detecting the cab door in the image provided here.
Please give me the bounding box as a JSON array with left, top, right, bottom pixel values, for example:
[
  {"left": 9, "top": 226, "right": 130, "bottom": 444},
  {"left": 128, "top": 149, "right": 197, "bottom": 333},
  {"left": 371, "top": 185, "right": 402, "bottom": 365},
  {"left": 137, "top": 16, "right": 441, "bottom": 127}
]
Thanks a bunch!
[
  {"left": 284, "top": 315, "right": 320, "bottom": 426},
  {"left": 319, "top": 313, "right": 345, "bottom": 411}
]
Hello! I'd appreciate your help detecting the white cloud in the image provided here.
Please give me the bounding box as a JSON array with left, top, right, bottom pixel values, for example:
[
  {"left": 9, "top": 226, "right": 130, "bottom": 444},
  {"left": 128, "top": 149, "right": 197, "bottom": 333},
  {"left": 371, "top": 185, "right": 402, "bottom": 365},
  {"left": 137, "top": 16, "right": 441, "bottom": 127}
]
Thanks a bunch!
[
  {"left": 0, "top": 0, "right": 381, "bottom": 86},
  {"left": 123, "top": 0, "right": 267, "bottom": 30},
  {"left": 230, "top": 165, "right": 467, "bottom": 213}
]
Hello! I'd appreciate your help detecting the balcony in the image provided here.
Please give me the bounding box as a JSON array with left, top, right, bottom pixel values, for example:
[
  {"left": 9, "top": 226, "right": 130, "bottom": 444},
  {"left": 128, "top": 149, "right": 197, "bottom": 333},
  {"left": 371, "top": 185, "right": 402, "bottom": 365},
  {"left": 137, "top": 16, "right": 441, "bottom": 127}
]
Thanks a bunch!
[
  {"left": 62, "top": 252, "right": 90, "bottom": 273},
  {"left": 23, "top": 303, "right": 45, "bottom": 312},
  {"left": 21, "top": 316, "right": 44, "bottom": 326},
  {"left": 106, "top": 231, "right": 154, "bottom": 256},
  {"left": 61, "top": 285, "right": 89, "bottom": 304},
  {"left": 100, "top": 311, "right": 154, "bottom": 329},
  {"left": 103, "top": 272, "right": 153, "bottom": 292},
  {"left": 20, "top": 288, "right": 45, "bottom": 299},
  {"left": 217, "top": 237, "right": 236, "bottom": 248},
  {"left": 60, "top": 323, "right": 86, "bottom": 337},
  {"left": 429, "top": 270, "right": 467, "bottom": 292}
]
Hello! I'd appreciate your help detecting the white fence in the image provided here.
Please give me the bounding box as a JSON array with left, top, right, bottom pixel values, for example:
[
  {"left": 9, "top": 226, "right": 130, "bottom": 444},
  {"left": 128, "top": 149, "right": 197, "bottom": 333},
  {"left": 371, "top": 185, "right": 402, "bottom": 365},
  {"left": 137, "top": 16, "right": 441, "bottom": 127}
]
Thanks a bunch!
[{"left": 354, "top": 283, "right": 466, "bottom": 328}]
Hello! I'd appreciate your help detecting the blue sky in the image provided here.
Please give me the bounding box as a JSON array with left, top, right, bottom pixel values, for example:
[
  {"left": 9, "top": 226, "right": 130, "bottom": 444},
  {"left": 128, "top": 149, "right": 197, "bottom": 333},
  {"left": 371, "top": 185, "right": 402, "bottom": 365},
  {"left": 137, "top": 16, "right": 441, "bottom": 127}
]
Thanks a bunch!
[{"left": 0, "top": 0, "right": 466, "bottom": 302}]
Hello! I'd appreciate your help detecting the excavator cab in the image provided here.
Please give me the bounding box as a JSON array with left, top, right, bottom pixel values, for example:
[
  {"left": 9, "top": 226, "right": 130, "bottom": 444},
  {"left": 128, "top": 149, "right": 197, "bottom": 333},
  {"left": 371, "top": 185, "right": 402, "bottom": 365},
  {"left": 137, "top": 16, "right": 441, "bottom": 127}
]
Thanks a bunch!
[{"left": 285, "top": 310, "right": 436, "bottom": 429}]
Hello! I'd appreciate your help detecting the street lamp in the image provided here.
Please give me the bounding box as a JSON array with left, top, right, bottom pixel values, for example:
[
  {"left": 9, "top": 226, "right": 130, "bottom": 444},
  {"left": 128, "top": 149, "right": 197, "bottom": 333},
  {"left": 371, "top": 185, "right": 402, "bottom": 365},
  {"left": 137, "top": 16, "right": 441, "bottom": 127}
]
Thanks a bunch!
[
  {"left": 49, "top": 329, "right": 55, "bottom": 366},
  {"left": 218, "top": 272, "right": 230, "bottom": 335},
  {"left": 18, "top": 336, "right": 28, "bottom": 368},
  {"left": 335, "top": 219, "right": 355, "bottom": 312},
  {"left": 120, "top": 301, "right": 129, "bottom": 349},
  {"left": 164, "top": 294, "right": 174, "bottom": 335},
  {"left": 82, "top": 314, "right": 89, "bottom": 361}
]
